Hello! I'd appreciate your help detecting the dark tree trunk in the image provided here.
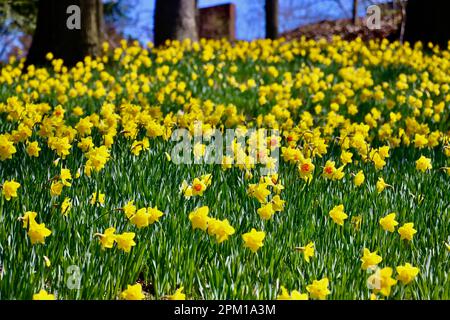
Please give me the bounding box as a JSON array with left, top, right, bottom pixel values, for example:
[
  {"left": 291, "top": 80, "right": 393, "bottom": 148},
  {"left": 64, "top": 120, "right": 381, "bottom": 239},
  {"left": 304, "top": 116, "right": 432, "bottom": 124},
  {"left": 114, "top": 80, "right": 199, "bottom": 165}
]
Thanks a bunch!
[
  {"left": 265, "top": 0, "right": 278, "bottom": 39},
  {"left": 154, "top": 0, "right": 198, "bottom": 47},
  {"left": 81, "top": 0, "right": 103, "bottom": 58},
  {"left": 352, "top": 0, "right": 358, "bottom": 25},
  {"left": 26, "top": 0, "right": 103, "bottom": 67},
  {"left": 403, "top": 0, "right": 450, "bottom": 48}
]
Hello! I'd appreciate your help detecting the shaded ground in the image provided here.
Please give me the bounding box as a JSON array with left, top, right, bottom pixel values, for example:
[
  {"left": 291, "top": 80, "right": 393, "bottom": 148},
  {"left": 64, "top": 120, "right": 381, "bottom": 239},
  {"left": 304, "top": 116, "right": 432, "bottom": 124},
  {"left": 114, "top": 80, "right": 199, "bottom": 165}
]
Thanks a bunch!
[{"left": 281, "top": 10, "right": 402, "bottom": 42}]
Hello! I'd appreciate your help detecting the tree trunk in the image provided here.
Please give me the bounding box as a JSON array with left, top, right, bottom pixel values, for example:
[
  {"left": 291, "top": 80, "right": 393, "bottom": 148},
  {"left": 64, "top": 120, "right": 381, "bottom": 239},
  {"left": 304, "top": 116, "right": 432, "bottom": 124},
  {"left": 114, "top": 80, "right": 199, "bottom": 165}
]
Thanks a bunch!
[
  {"left": 81, "top": 0, "right": 103, "bottom": 58},
  {"left": 195, "top": 0, "right": 200, "bottom": 37},
  {"left": 26, "top": 0, "right": 103, "bottom": 67},
  {"left": 265, "top": 0, "right": 278, "bottom": 39},
  {"left": 352, "top": 0, "right": 358, "bottom": 25},
  {"left": 403, "top": 0, "right": 449, "bottom": 48},
  {"left": 154, "top": 0, "right": 198, "bottom": 47}
]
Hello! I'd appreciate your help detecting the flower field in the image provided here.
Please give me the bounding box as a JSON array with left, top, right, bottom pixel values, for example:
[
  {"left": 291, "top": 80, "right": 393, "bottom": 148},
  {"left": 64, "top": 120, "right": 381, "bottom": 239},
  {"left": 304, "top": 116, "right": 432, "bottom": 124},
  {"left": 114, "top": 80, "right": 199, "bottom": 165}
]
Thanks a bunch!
[{"left": 0, "top": 37, "right": 449, "bottom": 300}]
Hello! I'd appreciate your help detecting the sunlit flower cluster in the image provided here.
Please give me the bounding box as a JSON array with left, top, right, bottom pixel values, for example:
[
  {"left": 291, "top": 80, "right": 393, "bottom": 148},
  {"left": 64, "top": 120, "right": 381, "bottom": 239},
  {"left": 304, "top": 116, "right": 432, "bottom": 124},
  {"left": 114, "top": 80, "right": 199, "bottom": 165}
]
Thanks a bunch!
[{"left": 1, "top": 35, "right": 449, "bottom": 300}]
